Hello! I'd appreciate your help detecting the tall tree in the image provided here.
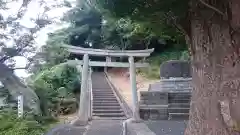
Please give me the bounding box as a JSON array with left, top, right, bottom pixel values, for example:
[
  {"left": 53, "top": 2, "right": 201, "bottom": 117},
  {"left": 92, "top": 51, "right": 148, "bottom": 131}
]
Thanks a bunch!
[
  {"left": 94, "top": 0, "right": 240, "bottom": 134},
  {"left": 0, "top": 0, "right": 71, "bottom": 114},
  {"left": 63, "top": 2, "right": 102, "bottom": 48}
]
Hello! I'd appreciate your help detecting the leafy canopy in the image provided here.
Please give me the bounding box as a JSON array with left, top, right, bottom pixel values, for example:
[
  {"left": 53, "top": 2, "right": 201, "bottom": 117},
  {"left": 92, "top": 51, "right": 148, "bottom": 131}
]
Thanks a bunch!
[{"left": 91, "top": 0, "right": 189, "bottom": 43}]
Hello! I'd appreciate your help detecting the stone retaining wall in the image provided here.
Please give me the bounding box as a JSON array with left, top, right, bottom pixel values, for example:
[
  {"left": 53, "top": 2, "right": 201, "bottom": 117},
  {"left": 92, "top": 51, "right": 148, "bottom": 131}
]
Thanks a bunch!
[{"left": 139, "top": 78, "right": 192, "bottom": 120}]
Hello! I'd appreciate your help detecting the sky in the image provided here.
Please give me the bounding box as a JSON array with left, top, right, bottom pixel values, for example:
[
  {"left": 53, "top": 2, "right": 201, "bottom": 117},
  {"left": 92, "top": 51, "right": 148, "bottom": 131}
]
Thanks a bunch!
[{"left": 1, "top": 0, "right": 75, "bottom": 77}]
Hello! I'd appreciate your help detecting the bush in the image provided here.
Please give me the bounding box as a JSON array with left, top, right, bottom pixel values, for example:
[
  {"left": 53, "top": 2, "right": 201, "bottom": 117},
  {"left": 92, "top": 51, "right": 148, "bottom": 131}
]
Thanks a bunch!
[
  {"left": 28, "top": 63, "right": 81, "bottom": 117},
  {"left": 0, "top": 110, "right": 56, "bottom": 135}
]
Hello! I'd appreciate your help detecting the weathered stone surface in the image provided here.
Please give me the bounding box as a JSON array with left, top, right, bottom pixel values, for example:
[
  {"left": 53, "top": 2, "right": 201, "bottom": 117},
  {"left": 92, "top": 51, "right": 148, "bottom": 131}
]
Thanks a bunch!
[
  {"left": 139, "top": 89, "right": 191, "bottom": 120},
  {"left": 152, "top": 109, "right": 168, "bottom": 120},
  {"left": 160, "top": 60, "right": 191, "bottom": 79},
  {"left": 139, "top": 61, "right": 193, "bottom": 120},
  {"left": 139, "top": 92, "right": 169, "bottom": 121},
  {"left": 169, "top": 92, "right": 191, "bottom": 100},
  {"left": 139, "top": 105, "right": 169, "bottom": 120},
  {"left": 140, "top": 91, "right": 168, "bottom": 105},
  {"left": 148, "top": 78, "right": 192, "bottom": 92}
]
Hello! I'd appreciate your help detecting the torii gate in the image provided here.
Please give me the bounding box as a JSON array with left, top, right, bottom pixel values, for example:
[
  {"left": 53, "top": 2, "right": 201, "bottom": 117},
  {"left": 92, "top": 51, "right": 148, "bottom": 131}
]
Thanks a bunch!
[{"left": 62, "top": 45, "right": 154, "bottom": 125}]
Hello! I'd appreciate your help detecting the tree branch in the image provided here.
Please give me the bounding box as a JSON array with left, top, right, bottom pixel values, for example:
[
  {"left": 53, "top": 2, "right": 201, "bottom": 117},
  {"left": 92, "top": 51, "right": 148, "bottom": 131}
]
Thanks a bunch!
[
  {"left": 12, "top": 67, "right": 27, "bottom": 70},
  {"left": 0, "top": 55, "right": 11, "bottom": 63},
  {"left": 163, "top": 12, "right": 188, "bottom": 36},
  {"left": 199, "top": 0, "right": 225, "bottom": 16}
]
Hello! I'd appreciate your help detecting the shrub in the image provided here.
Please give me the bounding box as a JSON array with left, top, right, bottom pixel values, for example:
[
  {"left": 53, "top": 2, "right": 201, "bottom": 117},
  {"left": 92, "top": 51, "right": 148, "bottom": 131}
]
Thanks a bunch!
[
  {"left": 0, "top": 110, "right": 56, "bottom": 135},
  {"left": 28, "top": 63, "right": 81, "bottom": 117}
]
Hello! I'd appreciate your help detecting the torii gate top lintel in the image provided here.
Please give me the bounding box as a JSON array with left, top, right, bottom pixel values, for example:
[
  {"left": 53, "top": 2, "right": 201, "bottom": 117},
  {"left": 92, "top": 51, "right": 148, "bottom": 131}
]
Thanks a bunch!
[
  {"left": 62, "top": 45, "right": 154, "bottom": 68},
  {"left": 62, "top": 45, "right": 154, "bottom": 57}
]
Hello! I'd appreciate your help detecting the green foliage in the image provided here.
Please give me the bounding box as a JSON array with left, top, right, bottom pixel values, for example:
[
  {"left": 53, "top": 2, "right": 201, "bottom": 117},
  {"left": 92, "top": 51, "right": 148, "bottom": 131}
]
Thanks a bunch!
[
  {"left": 28, "top": 24, "right": 82, "bottom": 117},
  {"left": 101, "top": 17, "right": 154, "bottom": 50},
  {"left": 61, "top": 1, "right": 159, "bottom": 50},
  {"left": 28, "top": 63, "right": 80, "bottom": 116},
  {"left": 180, "top": 50, "right": 190, "bottom": 60},
  {"left": 91, "top": 0, "right": 189, "bottom": 44},
  {"left": 29, "top": 29, "right": 71, "bottom": 73},
  {"left": 62, "top": 3, "right": 103, "bottom": 48},
  {"left": 0, "top": 110, "right": 56, "bottom": 135}
]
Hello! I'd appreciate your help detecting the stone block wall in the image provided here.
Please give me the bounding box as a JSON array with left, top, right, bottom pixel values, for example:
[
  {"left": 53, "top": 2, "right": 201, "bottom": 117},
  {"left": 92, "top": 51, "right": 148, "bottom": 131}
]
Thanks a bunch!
[
  {"left": 140, "top": 92, "right": 168, "bottom": 105},
  {"left": 139, "top": 78, "right": 192, "bottom": 120},
  {"left": 139, "top": 91, "right": 191, "bottom": 120}
]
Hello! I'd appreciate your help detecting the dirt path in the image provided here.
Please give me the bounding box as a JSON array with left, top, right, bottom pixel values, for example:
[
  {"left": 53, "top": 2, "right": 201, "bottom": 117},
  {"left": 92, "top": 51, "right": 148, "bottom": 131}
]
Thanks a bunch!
[{"left": 107, "top": 68, "right": 158, "bottom": 109}]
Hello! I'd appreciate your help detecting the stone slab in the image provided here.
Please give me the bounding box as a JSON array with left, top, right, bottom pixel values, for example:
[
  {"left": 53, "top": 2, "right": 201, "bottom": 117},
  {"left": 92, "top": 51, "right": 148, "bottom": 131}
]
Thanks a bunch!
[
  {"left": 160, "top": 60, "right": 191, "bottom": 79},
  {"left": 148, "top": 78, "right": 192, "bottom": 92},
  {"left": 140, "top": 110, "right": 168, "bottom": 120},
  {"left": 140, "top": 91, "right": 168, "bottom": 105}
]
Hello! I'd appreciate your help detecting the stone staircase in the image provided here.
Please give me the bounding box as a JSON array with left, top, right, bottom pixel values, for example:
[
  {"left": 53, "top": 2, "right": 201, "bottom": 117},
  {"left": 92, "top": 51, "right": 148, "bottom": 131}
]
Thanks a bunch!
[
  {"left": 168, "top": 92, "right": 191, "bottom": 120},
  {"left": 92, "top": 72, "right": 126, "bottom": 119}
]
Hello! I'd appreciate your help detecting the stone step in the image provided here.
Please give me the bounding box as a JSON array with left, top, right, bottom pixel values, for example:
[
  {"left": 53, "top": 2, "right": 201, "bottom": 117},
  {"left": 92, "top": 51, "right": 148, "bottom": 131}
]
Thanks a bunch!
[
  {"left": 93, "top": 94, "right": 114, "bottom": 96},
  {"left": 93, "top": 95, "right": 116, "bottom": 99},
  {"left": 93, "top": 92, "right": 114, "bottom": 94},
  {"left": 93, "top": 112, "right": 125, "bottom": 117},
  {"left": 169, "top": 97, "right": 191, "bottom": 101},
  {"left": 93, "top": 100, "right": 119, "bottom": 104},
  {"left": 93, "top": 89, "right": 113, "bottom": 91},
  {"left": 169, "top": 99, "right": 191, "bottom": 103},
  {"left": 168, "top": 108, "right": 190, "bottom": 113},
  {"left": 92, "top": 116, "right": 126, "bottom": 120},
  {"left": 168, "top": 112, "right": 189, "bottom": 120},
  {"left": 93, "top": 102, "right": 120, "bottom": 106},
  {"left": 93, "top": 93, "right": 115, "bottom": 97},
  {"left": 93, "top": 106, "right": 122, "bottom": 110},
  {"left": 93, "top": 96, "right": 117, "bottom": 100},
  {"left": 94, "top": 99, "right": 118, "bottom": 102},
  {"left": 169, "top": 95, "right": 191, "bottom": 99},
  {"left": 159, "top": 84, "right": 192, "bottom": 88},
  {"left": 92, "top": 91, "right": 114, "bottom": 94},
  {"left": 92, "top": 86, "right": 112, "bottom": 89},
  {"left": 169, "top": 103, "right": 190, "bottom": 108},
  {"left": 169, "top": 93, "right": 191, "bottom": 98},
  {"left": 93, "top": 97, "right": 117, "bottom": 100},
  {"left": 93, "top": 109, "right": 123, "bottom": 113}
]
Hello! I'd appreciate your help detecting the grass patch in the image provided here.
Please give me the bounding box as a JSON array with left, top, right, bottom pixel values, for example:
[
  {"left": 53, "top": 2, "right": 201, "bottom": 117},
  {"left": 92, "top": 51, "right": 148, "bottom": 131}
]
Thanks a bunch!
[{"left": 0, "top": 109, "right": 59, "bottom": 135}]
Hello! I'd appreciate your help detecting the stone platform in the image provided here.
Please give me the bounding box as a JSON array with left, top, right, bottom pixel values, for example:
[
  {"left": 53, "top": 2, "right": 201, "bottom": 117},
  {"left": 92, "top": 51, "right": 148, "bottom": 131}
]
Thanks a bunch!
[{"left": 139, "top": 78, "right": 192, "bottom": 120}]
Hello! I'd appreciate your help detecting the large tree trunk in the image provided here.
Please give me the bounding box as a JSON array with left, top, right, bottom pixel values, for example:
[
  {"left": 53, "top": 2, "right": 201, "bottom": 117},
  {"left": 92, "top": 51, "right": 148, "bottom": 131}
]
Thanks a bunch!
[{"left": 185, "top": 0, "right": 240, "bottom": 135}]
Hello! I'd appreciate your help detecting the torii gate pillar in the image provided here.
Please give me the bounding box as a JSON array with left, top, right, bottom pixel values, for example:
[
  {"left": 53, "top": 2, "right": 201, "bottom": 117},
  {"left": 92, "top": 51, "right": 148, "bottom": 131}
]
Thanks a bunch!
[
  {"left": 78, "top": 54, "right": 89, "bottom": 125},
  {"left": 129, "top": 56, "right": 141, "bottom": 122}
]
